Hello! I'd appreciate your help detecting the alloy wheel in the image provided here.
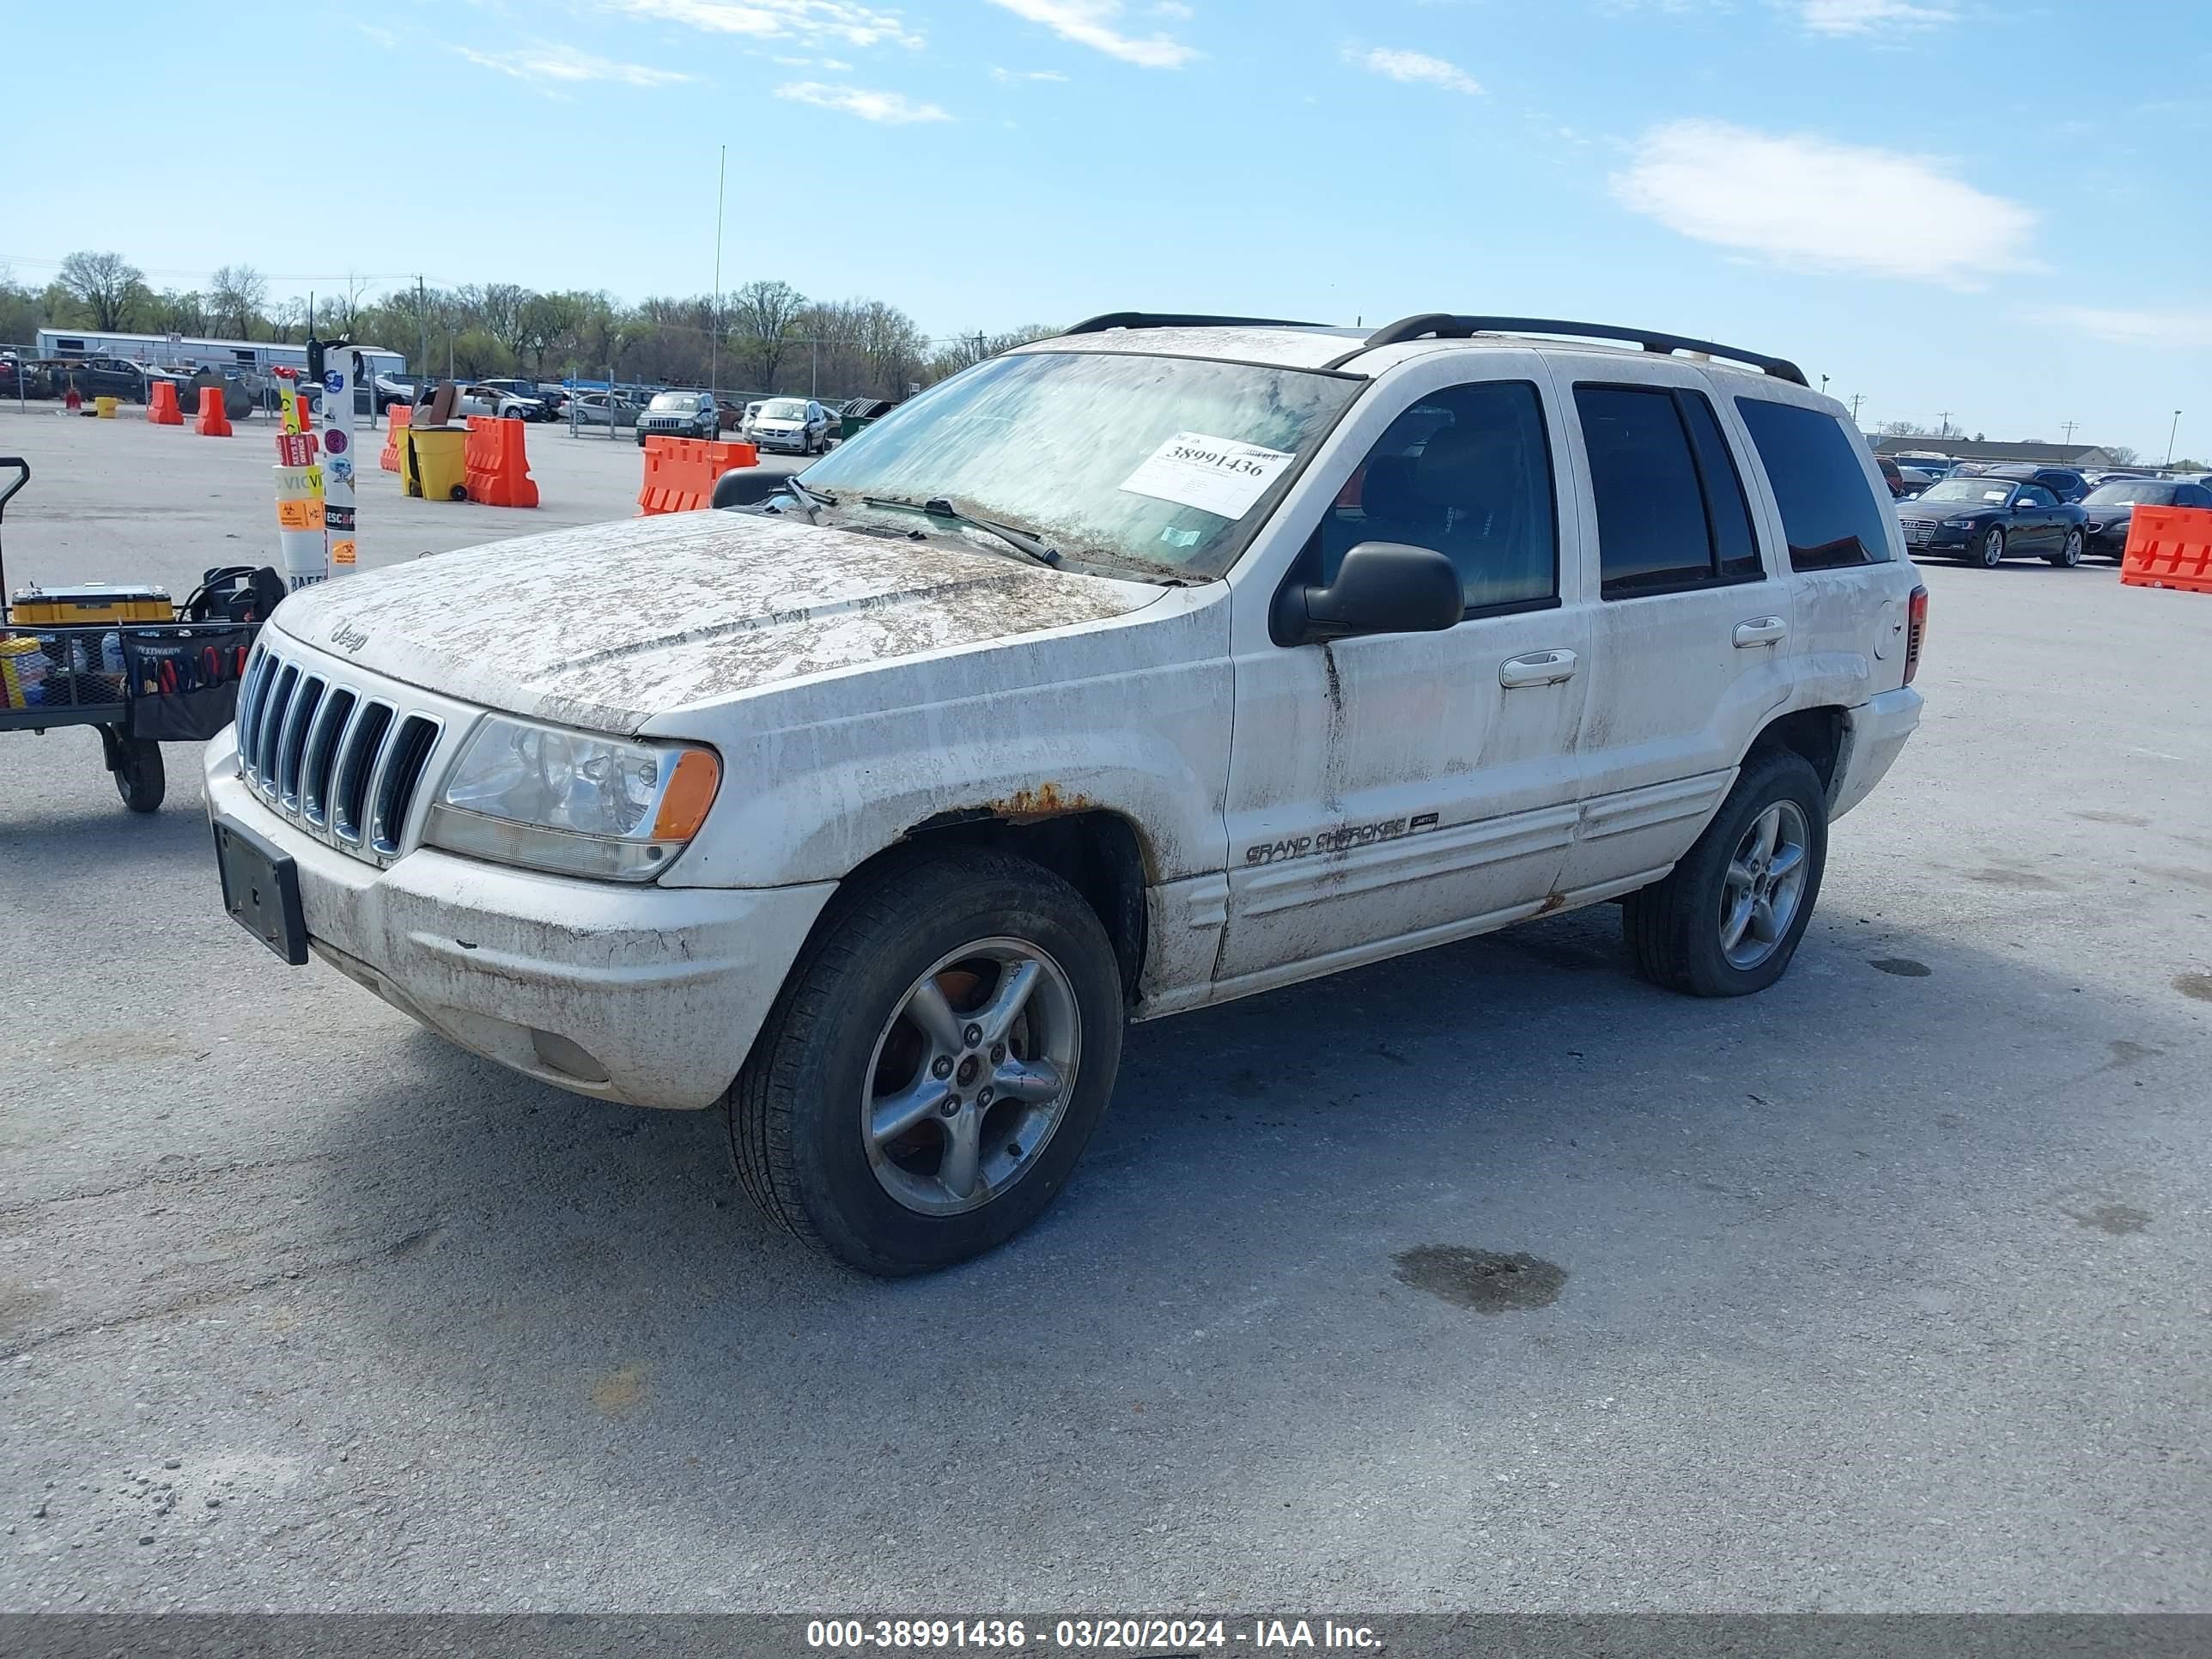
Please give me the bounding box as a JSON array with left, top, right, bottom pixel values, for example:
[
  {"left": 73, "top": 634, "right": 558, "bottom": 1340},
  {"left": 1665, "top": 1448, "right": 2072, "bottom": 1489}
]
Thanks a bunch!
[
  {"left": 1719, "top": 802, "right": 1811, "bottom": 971},
  {"left": 861, "top": 938, "right": 1081, "bottom": 1216}
]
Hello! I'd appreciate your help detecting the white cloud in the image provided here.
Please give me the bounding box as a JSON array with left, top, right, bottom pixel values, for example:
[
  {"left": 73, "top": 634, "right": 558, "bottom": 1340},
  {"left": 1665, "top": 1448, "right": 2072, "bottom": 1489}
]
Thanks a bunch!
[
  {"left": 1796, "top": 0, "right": 1955, "bottom": 33},
  {"left": 454, "top": 43, "right": 696, "bottom": 88},
  {"left": 988, "top": 64, "right": 1071, "bottom": 82},
  {"left": 1342, "top": 45, "right": 1482, "bottom": 94},
  {"left": 775, "top": 80, "right": 951, "bottom": 121},
  {"left": 617, "top": 0, "right": 921, "bottom": 50},
  {"left": 1612, "top": 120, "right": 2036, "bottom": 287},
  {"left": 985, "top": 0, "right": 1196, "bottom": 69},
  {"left": 1152, "top": 1, "right": 1194, "bottom": 15},
  {"left": 2040, "top": 307, "right": 2212, "bottom": 349}
]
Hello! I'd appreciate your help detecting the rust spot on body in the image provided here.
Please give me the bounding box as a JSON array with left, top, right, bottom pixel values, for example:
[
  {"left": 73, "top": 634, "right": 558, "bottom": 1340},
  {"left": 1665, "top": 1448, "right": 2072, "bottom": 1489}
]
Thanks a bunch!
[
  {"left": 1536, "top": 891, "right": 1566, "bottom": 915},
  {"left": 992, "top": 781, "right": 1093, "bottom": 820}
]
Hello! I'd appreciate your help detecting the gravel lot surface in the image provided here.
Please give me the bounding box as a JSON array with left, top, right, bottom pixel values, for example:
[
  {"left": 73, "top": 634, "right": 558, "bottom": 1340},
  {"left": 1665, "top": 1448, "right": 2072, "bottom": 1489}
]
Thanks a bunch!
[{"left": 2, "top": 407, "right": 2207, "bottom": 1613}]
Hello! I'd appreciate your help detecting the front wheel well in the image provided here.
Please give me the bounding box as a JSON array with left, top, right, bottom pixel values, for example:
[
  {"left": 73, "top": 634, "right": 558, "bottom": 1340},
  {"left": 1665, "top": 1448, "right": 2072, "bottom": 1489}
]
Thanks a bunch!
[
  {"left": 841, "top": 810, "right": 1150, "bottom": 1006},
  {"left": 1748, "top": 706, "right": 1844, "bottom": 798}
]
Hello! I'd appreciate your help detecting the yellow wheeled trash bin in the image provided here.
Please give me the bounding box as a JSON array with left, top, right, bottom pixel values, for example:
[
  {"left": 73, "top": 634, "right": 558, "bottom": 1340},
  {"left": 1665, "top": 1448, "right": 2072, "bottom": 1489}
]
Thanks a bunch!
[{"left": 404, "top": 427, "right": 470, "bottom": 502}]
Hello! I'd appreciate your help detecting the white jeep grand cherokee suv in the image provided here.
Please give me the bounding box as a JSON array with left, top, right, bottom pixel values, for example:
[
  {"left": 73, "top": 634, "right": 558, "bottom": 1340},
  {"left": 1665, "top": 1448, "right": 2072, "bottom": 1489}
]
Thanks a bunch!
[{"left": 207, "top": 312, "right": 1926, "bottom": 1274}]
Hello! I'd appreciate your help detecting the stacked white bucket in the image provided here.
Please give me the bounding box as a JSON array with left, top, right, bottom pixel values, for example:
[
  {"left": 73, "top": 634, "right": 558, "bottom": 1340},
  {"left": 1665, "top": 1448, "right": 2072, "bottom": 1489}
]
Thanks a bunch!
[{"left": 271, "top": 374, "right": 327, "bottom": 589}]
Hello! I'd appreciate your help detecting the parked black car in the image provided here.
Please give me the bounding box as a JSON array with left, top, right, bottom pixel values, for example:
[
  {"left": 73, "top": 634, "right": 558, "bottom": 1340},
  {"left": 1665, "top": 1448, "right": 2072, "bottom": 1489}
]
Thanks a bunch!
[
  {"left": 1954, "top": 463, "right": 2089, "bottom": 503},
  {"left": 2079, "top": 478, "right": 2212, "bottom": 559},
  {"left": 635, "top": 389, "right": 720, "bottom": 446},
  {"left": 46, "top": 357, "right": 147, "bottom": 402},
  {"left": 1897, "top": 476, "right": 2089, "bottom": 568}
]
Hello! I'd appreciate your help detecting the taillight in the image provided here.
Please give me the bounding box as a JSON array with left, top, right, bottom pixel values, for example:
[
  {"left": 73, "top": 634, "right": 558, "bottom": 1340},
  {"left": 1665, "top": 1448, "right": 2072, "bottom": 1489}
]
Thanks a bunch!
[{"left": 1903, "top": 585, "right": 1929, "bottom": 685}]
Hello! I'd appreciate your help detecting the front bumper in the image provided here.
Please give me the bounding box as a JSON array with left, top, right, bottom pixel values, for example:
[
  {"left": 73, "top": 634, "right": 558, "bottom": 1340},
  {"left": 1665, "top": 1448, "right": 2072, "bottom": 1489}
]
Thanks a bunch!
[
  {"left": 205, "top": 729, "right": 836, "bottom": 1109},
  {"left": 1899, "top": 521, "right": 1970, "bottom": 552},
  {"left": 1831, "top": 685, "right": 1923, "bottom": 821},
  {"left": 2085, "top": 522, "right": 2130, "bottom": 556}
]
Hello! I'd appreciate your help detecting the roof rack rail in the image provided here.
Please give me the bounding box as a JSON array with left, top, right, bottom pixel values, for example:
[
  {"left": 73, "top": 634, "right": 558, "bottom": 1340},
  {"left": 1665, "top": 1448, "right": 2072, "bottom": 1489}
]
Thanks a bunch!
[
  {"left": 1063, "top": 312, "right": 1331, "bottom": 336},
  {"left": 1332, "top": 314, "right": 1809, "bottom": 386}
]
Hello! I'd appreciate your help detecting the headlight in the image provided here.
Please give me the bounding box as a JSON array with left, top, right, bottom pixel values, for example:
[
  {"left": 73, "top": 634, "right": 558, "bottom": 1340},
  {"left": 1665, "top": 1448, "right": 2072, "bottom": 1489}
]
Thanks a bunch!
[
  {"left": 1945, "top": 515, "right": 1978, "bottom": 527},
  {"left": 423, "top": 714, "right": 720, "bottom": 881}
]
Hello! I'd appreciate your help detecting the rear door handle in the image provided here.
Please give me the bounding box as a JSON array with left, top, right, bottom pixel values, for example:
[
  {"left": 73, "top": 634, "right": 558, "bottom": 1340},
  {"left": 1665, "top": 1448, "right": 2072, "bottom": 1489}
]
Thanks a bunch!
[
  {"left": 1732, "top": 617, "right": 1789, "bottom": 648},
  {"left": 1499, "top": 648, "right": 1577, "bottom": 689}
]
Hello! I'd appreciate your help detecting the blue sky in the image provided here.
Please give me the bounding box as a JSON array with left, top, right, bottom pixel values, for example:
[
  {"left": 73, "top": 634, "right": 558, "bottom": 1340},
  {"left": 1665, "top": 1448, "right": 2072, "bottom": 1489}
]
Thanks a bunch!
[{"left": 6, "top": 0, "right": 2208, "bottom": 457}]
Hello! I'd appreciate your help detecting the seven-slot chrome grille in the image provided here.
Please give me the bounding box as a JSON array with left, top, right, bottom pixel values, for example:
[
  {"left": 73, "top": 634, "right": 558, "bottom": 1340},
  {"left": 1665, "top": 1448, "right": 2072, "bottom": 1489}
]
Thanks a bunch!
[{"left": 233, "top": 641, "right": 446, "bottom": 862}]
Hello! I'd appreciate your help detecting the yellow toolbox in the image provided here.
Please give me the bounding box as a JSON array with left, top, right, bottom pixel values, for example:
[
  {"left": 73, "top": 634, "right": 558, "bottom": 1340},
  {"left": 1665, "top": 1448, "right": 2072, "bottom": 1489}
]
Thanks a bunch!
[{"left": 7, "top": 583, "right": 174, "bottom": 624}]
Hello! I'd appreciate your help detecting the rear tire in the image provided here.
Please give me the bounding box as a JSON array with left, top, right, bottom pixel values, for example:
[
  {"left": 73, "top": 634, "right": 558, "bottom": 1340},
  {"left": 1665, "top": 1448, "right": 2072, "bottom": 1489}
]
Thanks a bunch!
[
  {"left": 2047, "top": 527, "right": 2084, "bottom": 568},
  {"left": 731, "top": 850, "right": 1125, "bottom": 1275},
  {"left": 113, "top": 738, "right": 165, "bottom": 813},
  {"left": 1622, "top": 747, "right": 1828, "bottom": 998}
]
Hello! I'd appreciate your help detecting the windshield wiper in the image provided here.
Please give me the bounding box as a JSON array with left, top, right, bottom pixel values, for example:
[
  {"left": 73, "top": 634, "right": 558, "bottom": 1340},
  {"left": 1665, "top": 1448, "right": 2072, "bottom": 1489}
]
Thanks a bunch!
[
  {"left": 781, "top": 473, "right": 836, "bottom": 521},
  {"left": 862, "top": 495, "right": 1060, "bottom": 568}
]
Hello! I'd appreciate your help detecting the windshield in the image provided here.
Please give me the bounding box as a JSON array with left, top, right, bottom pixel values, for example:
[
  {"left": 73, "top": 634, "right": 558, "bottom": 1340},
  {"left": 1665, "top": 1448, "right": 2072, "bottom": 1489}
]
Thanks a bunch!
[
  {"left": 648, "top": 392, "right": 696, "bottom": 412},
  {"left": 1917, "top": 479, "right": 2014, "bottom": 505},
  {"left": 796, "top": 350, "right": 1362, "bottom": 578},
  {"left": 762, "top": 399, "right": 809, "bottom": 420},
  {"left": 1917, "top": 479, "right": 2015, "bottom": 504},
  {"left": 2085, "top": 482, "right": 2173, "bottom": 506}
]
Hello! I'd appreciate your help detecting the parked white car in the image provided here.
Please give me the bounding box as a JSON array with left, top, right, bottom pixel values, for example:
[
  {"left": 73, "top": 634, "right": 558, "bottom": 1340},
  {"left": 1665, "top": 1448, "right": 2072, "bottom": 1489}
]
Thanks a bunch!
[
  {"left": 744, "top": 396, "right": 833, "bottom": 454},
  {"left": 455, "top": 384, "right": 545, "bottom": 421},
  {"left": 207, "top": 313, "right": 1924, "bottom": 1274}
]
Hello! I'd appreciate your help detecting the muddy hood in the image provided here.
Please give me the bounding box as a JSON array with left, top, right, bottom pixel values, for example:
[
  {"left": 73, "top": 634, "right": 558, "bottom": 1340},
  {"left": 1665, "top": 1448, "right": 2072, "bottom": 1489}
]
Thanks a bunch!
[{"left": 271, "top": 510, "right": 1161, "bottom": 735}]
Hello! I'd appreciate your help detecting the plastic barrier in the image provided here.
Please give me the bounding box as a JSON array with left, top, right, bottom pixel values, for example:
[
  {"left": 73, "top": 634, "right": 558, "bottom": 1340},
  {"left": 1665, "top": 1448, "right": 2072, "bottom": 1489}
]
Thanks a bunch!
[
  {"left": 148, "top": 381, "right": 184, "bottom": 425},
  {"left": 379, "top": 403, "right": 412, "bottom": 471},
  {"left": 194, "top": 386, "right": 233, "bottom": 437},
  {"left": 636, "top": 435, "right": 759, "bottom": 515},
  {"left": 463, "top": 416, "right": 538, "bottom": 508},
  {"left": 2121, "top": 505, "right": 2212, "bottom": 596}
]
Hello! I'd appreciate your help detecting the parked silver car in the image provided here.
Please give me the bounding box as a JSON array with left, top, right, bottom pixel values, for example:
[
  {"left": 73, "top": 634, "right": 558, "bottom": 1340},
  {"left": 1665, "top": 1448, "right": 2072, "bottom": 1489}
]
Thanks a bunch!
[
  {"left": 744, "top": 396, "right": 833, "bottom": 454},
  {"left": 568, "top": 391, "right": 641, "bottom": 428}
]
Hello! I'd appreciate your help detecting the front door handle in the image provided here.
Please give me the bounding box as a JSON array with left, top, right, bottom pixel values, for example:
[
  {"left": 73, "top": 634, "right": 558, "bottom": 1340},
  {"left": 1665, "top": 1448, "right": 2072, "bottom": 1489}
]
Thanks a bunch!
[
  {"left": 1499, "top": 648, "right": 1577, "bottom": 689},
  {"left": 1732, "top": 617, "right": 1789, "bottom": 648}
]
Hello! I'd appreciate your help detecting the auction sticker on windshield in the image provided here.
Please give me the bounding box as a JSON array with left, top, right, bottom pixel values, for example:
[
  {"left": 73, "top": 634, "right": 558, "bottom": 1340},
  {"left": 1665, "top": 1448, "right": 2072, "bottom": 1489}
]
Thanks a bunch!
[{"left": 1118, "top": 432, "right": 1294, "bottom": 520}]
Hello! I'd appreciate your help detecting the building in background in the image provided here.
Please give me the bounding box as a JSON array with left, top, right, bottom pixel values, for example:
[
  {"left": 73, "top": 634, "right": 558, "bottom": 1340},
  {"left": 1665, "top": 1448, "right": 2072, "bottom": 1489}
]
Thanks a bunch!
[{"left": 33, "top": 328, "right": 405, "bottom": 380}]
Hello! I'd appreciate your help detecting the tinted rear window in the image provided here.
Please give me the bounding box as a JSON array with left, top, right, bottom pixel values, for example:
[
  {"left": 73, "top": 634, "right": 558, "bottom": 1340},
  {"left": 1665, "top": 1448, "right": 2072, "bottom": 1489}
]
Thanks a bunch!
[
  {"left": 1576, "top": 386, "right": 1719, "bottom": 595},
  {"left": 1735, "top": 398, "right": 1895, "bottom": 570}
]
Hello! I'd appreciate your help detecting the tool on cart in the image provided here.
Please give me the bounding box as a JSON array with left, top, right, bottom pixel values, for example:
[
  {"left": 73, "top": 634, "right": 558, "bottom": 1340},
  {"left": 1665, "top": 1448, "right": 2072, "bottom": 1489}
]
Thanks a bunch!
[{"left": 0, "top": 455, "right": 276, "bottom": 817}]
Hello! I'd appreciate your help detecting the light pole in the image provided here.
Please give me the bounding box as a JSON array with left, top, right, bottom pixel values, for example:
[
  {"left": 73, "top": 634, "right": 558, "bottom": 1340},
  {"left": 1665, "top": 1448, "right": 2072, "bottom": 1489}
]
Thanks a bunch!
[
  {"left": 2166, "top": 410, "right": 2183, "bottom": 467},
  {"left": 709, "top": 143, "right": 726, "bottom": 404}
]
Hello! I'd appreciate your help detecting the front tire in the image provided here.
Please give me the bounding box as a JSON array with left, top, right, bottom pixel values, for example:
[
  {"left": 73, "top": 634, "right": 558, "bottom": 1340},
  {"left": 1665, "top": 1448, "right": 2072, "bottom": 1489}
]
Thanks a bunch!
[
  {"left": 1623, "top": 747, "right": 1828, "bottom": 998},
  {"left": 2048, "top": 527, "right": 2084, "bottom": 568},
  {"left": 1974, "top": 526, "right": 2006, "bottom": 568},
  {"left": 731, "top": 850, "right": 1126, "bottom": 1275}
]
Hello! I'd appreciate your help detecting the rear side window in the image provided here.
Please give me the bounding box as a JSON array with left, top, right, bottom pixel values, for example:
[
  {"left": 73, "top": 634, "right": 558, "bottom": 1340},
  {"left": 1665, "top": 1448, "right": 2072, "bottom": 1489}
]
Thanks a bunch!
[
  {"left": 1735, "top": 398, "right": 1895, "bottom": 570},
  {"left": 1574, "top": 385, "right": 1762, "bottom": 599}
]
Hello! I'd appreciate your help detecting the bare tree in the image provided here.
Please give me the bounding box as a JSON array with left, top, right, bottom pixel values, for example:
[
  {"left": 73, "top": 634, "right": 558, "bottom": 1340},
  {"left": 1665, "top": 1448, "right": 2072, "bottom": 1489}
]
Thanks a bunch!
[
  {"left": 58, "top": 250, "right": 144, "bottom": 330},
  {"left": 730, "top": 279, "right": 808, "bottom": 390},
  {"left": 327, "top": 271, "right": 374, "bottom": 337},
  {"left": 2103, "top": 443, "right": 2139, "bottom": 465},
  {"left": 208, "top": 265, "right": 270, "bottom": 338}
]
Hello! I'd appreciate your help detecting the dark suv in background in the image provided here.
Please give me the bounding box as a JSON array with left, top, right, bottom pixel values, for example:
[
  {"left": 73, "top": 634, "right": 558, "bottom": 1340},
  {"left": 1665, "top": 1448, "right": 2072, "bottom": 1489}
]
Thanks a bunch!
[{"left": 1957, "top": 463, "right": 2089, "bottom": 503}]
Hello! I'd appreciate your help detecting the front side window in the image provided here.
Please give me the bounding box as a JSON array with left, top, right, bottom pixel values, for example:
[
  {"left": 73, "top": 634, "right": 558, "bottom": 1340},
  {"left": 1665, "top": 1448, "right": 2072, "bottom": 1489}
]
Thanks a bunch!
[
  {"left": 1735, "top": 397, "right": 1896, "bottom": 570},
  {"left": 1309, "top": 380, "right": 1558, "bottom": 612},
  {"left": 799, "top": 349, "right": 1360, "bottom": 579},
  {"left": 1576, "top": 385, "right": 1759, "bottom": 598}
]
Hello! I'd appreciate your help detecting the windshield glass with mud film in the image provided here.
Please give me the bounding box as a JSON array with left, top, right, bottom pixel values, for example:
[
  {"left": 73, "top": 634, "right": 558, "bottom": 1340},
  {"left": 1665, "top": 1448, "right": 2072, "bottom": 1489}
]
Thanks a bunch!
[{"left": 792, "top": 350, "right": 1363, "bottom": 580}]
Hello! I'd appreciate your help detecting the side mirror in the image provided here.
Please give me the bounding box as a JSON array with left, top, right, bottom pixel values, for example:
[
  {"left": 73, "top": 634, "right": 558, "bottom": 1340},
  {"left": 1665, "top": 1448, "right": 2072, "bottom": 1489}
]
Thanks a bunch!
[{"left": 1276, "top": 541, "right": 1463, "bottom": 645}]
